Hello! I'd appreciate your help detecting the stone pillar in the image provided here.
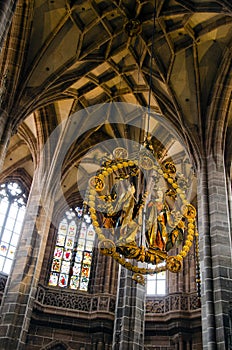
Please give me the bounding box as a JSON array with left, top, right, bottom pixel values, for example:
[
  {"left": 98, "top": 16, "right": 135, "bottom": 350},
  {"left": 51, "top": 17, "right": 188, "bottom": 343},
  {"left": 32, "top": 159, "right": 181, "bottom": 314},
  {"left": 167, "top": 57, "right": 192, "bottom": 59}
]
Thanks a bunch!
[
  {"left": 0, "top": 170, "right": 54, "bottom": 350},
  {"left": 0, "top": 111, "right": 11, "bottom": 171},
  {"left": 198, "top": 154, "right": 232, "bottom": 350},
  {"left": 112, "top": 265, "right": 146, "bottom": 350},
  {"left": 179, "top": 334, "right": 183, "bottom": 350},
  {"left": 0, "top": 0, "right": 33, "bottom": 172},
  {"left": 0, "top": 0, "right": 18, "bottom": 50},
  {"left": 92, "top": 251, "right": 118, "bottom": 295}
]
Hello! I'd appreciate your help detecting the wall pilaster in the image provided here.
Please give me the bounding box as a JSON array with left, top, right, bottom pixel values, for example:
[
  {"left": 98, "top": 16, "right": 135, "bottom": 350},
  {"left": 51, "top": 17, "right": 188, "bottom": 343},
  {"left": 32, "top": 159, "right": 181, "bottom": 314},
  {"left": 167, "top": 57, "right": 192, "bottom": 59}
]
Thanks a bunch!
[
  {"left": 197, "top": 154, "right": 232, "bottom": 350},
  {"left": 112, "top": 266, "right": 146, "bottom": 350},
  {"left": 0, "top": 171, "right": 54, "bottom": 350},
  {"left": 0, "top": 112, "right": 11, "bottom": 172},
  {"left": 0, "top": 0, "right": 18, "bottom": 50}
]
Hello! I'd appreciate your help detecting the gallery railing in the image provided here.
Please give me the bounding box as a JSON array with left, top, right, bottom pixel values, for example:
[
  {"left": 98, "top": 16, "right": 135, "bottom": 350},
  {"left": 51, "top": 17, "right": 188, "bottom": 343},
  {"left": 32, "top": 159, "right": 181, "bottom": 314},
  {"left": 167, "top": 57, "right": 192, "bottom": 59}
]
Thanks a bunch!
[
  {"left": 34, "top": 284, "right": 116, "bottom": 316},
  {"left": 0, "top": 277, "right": 201, "bottom": 316},
  {"left": 146, "top": 293, "right": 200, "bottom": 314},
  {"left": 34, "top": 284, "right": 200, "bottom": 316}
]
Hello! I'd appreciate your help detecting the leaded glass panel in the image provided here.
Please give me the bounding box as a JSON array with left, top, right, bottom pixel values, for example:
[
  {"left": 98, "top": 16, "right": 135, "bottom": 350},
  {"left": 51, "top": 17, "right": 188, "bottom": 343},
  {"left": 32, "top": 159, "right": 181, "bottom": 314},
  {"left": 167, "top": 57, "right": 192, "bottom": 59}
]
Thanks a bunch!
[
  {"left": 48, "top": 207, "right": 95, "bottom": 291},
  {"left": 0, "top": 181, "right": 27, "bottom": 274}
]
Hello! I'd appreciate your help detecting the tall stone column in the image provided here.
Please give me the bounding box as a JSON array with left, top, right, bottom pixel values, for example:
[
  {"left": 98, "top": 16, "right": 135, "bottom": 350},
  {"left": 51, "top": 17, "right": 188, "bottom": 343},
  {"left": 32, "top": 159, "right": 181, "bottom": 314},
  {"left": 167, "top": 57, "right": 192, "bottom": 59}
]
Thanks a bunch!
[
  {"left": 0, "top": 170, "right": 54, "bottom": 350},
  {"left": 198, "top": 154, "right": 232, "bottom": 350},
  {"left": 0, "top": 113, "right": 11, "bottom": 172},
  {"left": 112, "top": 265, "right": 146, "bottom": 350},
  {"left": 0, "top": 0, "right": 18, "bottom": 50},
  {"left": 0, "top": 0, "right": 32, "bottom": 171},
  {"left": 0, "top": 0, "right": 19, "bottom": 167}
]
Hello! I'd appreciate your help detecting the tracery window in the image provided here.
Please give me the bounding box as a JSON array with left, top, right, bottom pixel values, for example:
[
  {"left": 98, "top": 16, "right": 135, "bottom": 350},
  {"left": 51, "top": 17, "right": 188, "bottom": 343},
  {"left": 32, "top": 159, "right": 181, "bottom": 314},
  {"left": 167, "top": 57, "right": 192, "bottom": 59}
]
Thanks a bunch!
[
  {"left": 0, "top": 181, "right": 27, "bottom": 274},
  {"left": 146, "top": 271, "right": 166, "bottom": 295},
  {"left": 48, "top": 207, "right": 95, "bottom": 291}
]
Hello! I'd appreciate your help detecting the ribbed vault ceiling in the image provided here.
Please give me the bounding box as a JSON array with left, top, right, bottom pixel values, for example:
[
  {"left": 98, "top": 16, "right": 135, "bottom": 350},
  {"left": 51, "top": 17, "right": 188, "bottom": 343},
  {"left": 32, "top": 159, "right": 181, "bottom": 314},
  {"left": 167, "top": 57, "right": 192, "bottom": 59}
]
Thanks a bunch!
[
  {"left": 18, "top": 0, "right": 232, "bottom": 124},
  {"left": 1, "top": 0, "right": 232, "bottom": 201}
]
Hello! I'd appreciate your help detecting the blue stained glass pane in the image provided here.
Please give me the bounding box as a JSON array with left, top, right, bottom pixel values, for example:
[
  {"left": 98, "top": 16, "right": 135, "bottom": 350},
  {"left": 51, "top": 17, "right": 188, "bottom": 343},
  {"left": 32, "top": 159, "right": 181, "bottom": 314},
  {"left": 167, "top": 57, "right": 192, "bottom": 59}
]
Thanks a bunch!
[{"left": 76, "top": 208, "right": 82, "bottom": 218}]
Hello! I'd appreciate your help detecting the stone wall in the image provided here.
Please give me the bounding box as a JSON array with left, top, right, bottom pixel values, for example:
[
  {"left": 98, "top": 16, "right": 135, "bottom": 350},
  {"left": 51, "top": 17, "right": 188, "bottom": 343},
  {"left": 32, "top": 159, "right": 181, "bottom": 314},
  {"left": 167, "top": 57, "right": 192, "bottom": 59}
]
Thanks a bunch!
[{"left": 18, "top": 283, "right": 201, "bottom": 350}]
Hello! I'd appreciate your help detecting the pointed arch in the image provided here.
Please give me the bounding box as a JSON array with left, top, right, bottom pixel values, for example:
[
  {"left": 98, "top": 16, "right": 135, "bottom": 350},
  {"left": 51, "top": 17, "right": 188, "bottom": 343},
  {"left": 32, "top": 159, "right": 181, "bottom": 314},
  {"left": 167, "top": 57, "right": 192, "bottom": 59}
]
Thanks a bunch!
[{"left": 41, "top": 340, "right": 68, "bottom": 350}]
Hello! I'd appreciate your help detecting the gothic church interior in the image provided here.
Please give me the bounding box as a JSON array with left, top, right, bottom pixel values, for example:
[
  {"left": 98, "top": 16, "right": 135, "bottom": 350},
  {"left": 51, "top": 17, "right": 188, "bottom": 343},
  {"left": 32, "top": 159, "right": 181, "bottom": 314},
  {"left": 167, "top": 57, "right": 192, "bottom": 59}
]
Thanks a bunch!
[{"left": 0, "top": 1, "right": 232, "bottom": 349}]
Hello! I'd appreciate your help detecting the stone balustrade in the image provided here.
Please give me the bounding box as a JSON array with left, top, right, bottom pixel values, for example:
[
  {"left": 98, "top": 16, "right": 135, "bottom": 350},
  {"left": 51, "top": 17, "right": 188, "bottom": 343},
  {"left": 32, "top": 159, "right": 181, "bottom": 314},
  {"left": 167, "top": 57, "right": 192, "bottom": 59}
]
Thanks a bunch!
[
  {"left": 33, "top": 283, "right": 200, "bottom": 316},
  {"left": 34, "top": 284, "right": 116, "bottom": 316},
  {"left": 146, "top": 292, "right": 201, "bottom": 314},
  {"left": 0, "top": 276, "right": 201, "bottom": 317}
]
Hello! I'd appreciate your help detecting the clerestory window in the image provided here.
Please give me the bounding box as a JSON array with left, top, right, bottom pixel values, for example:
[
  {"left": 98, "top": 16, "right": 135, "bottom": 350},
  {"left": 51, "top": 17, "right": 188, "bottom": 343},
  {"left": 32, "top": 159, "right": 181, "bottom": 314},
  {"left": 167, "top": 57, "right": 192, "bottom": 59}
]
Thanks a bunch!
[
  {"left": 146, "top": 270, "right": 166, "bottom": 295},
  {"left": 0, "top": 181, "right": 27, "bottom": 274},
  {"left": 48, "top": 207, "right": 95, "bottom": 291}
]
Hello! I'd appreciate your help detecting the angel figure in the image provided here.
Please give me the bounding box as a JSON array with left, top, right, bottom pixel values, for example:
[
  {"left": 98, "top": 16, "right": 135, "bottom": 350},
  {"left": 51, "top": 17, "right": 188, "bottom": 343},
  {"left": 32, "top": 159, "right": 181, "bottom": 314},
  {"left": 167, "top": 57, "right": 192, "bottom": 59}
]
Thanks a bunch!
[
  {"left": 145, "top": 190, "right": 168, "bottom": 251},
  {"left": 113, "top": 183, "right": 143, "bottom": 243}
]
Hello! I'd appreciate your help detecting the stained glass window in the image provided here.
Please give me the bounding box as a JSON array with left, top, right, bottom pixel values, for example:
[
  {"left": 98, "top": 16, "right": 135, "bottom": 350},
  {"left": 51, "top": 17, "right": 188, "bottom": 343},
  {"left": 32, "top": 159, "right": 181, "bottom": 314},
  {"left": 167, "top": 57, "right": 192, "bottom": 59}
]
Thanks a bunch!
[
  {"left": 0, "top": 181, "right": 27, "bottom": 274},
  {"left": 48, "top": 208, "right": 95, "bottom": 291},
  {"left": 146, "top": 270, "right": 166, "bottom": 295}
]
